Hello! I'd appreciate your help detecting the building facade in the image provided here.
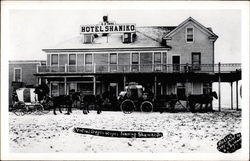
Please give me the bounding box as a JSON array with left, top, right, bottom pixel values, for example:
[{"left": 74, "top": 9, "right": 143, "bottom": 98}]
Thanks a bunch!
[{"left": 34, "top": 17, "right": 240, "bottom": 103}]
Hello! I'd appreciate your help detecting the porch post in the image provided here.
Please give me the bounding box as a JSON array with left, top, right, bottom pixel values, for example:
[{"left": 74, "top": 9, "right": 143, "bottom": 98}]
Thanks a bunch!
[
  {"left": 236, "top": 80, "right": 239, "bottom": 110},
  {"left": 64, "top": 77, "right": 67, "bottom": 95},
  {"left": 93, "top": 76, "right": 96, "bottom": 95},
  {"left": 123, "top": 75, "right": 126, "bottom": 90},
  {"left": 100, "top": 79, "right": 102, "bottom": 95},
  {"left": 218, "top": 62, "right": 221, "bottom": 112},
  {"left": 231, "top": 82, "right": 233, "bottom": 110},
  {"left": 49, "top": 82, "right": 51, "bottom": 97},
  {"left": 38, "top": 77, "right": 42, "bottom": 85},
  {"left": 154, "top": 75, "right": 157, "bottom": 98}
]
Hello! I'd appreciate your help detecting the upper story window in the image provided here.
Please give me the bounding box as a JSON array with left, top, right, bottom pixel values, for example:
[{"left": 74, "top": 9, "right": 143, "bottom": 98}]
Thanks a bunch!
[
  {"left": 51, "top": 54, "right": 58, "bottom": 65},
  {"left": 83, "top": 34, "right": 93, "bottom": 44},
  {"left": 69, "top": 54, "right": 76, "bottom": 65},
  {"left": 162, "top": 52, "right": 167, "bottom": 64},
  {"left": 85, "top": 54, "right": 92, "bottom": 65},
  {"left": 14, "top": 68, "right": 22, "bottom": 82},
  {"left": 110, "top": 53, "right": 117, "bottom": 64},
  {"left": 186, "top": 27, "right": 194, "bottom": 42},
  {"left": 132, "top": 53, "right": 139, "bottom": 64},
  {"left": 154, "top": 52, "right": 161, "bottom": 64}
]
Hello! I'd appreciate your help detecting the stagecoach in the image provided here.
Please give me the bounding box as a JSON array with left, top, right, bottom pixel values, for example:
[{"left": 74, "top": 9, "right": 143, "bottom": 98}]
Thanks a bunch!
[{"left": 119, "top": 82, "right": 154, "bottom": 114}]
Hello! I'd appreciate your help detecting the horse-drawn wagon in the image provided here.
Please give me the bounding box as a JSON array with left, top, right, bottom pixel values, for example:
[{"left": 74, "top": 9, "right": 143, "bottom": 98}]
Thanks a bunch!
[
  {"left": 11, "top": 88, "right": 50, "bottom": 116},
  {"left": 119, "top": 82, "right": 154, "bottom": 114}
]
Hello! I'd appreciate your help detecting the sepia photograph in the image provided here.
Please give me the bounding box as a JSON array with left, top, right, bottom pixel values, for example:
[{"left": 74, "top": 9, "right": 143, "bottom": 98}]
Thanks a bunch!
[{"left": 1, "top": 1, "right": 249, "bottom": 160}]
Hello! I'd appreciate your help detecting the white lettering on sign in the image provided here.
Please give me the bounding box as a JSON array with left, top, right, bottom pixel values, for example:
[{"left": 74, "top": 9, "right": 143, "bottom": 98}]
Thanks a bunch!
[{"left": 80, "top": 24, "right": 136, "bottom": 34}]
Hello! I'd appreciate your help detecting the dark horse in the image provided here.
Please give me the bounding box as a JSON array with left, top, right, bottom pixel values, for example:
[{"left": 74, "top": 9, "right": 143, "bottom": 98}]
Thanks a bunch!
[
  {"left": 52, "top": 95, "right": 72, "bottom": 115},
  {"left": 82, "top": 95, "right": 96, "bottom": 114},
  {"left": 188, "top": 91, "right": 218, "bottom": 112}
]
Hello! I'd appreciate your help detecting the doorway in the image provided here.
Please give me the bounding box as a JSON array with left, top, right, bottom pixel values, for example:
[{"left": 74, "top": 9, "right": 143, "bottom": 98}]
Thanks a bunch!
[
  {"left": 109, "top": 83, "right": 118, "bottom": 97},
  {"left": 172, "top": 55, "right": 180, "bottom": 72}
]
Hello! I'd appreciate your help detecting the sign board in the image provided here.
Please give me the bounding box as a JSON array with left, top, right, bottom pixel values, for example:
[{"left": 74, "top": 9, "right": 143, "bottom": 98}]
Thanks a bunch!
[
  {"left": 80, "top": 24, "right": 136, "bottom": 34},
  {"left": 73, "top": 127, "right": 163, "bottom": 138}
]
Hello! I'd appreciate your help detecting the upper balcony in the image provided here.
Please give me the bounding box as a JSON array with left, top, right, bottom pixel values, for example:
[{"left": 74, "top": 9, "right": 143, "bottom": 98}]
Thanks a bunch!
[{"left": 37, "top": 63, "right": 241, "bottom": 74}]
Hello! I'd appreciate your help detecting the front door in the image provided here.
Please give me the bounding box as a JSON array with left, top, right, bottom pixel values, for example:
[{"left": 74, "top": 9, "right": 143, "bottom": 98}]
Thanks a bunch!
[
  {"left": 172, "top": 56, "right": 180, "bottom": 72},
  {"left": 192, "top": 52, "right": 201, "bottom": 71},
  {"left": 109, "top": 83, "right": 118, "bottom": 97}
]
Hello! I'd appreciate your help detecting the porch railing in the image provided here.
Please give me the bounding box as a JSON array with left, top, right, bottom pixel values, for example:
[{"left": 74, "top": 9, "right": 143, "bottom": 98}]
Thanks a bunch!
[{"left": 37, "top": 63, "right": 241, "bottom": 74}]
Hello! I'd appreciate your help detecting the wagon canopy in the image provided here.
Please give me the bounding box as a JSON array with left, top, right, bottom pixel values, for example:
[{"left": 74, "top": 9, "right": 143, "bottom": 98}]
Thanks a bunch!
[{"left": 16, "top": 88, "right": 37, "bottom": 103}]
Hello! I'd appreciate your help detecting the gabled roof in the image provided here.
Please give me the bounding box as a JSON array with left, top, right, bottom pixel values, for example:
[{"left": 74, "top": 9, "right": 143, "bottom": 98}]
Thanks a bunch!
[{"left": 163, "top": 17, "right": 218, "bottom": 41}]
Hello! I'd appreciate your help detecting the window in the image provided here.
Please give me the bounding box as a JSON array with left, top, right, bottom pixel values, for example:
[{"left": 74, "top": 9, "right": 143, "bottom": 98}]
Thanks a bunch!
[
  {"left": 14, "top": 68, "right": 22, "bottom": 82},
  {"left": 69, "top": 54, "right": 76, "bottom": 65},
  {"left": 154, "top": 52, "right": 161, "bottom": 64},
  {"left": 85, "top": 54, "right": 92, "bottom": 64},
  {"left": 132, "top": 53, "right": 139, "bottom": 64},
  {"left": 186, "top": 27, "right": 194, "bottom": 42},
  {"left": 132, "top": 52, "right": 139, "bottom": 72},
  {"left": 192, "top": 52, "right": 201, "bottom": 70},
  {"left": 154, "top": 52, "right": 161, "bottom": 71},
  {"left": 110, "top": 53, "right": 117, "bottom": 72},
  {"left": 110, "top": 53, "right": 117, "bottom": 64},
  {"left": 162, "top": 52, "right": 167, "bottom": 64},
  {"left": 51, "top": 54, "right": 58, "bottom": 65}
]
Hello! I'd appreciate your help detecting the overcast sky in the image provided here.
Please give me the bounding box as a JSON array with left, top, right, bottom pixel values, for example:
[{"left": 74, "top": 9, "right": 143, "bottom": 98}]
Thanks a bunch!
[{"left": 9, "top": 9, "right": 241, "bottom": 63}]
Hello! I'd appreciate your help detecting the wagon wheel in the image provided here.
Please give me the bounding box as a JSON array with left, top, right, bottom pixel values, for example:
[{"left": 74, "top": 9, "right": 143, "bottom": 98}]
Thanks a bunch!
[
  {"left": 120, "top": 99, "right": 135, "bottom": 114},
  {"left": 12, "top": 102, "right": 26, "bottom": 116},
  {"left": 140, "top": 101, "right": 153, "bottom": 113},
  {"left": 194, "top": 102, "right": 203, "bottom": 111},
  {"left": 41, "top": 101, "right": 52, "bottom": 114},
  {"left": 34, "top": 104, "right": 44, "bottom": 115},
  {"left": 12, "top": 108, "right": 26, "bottom": 116}
]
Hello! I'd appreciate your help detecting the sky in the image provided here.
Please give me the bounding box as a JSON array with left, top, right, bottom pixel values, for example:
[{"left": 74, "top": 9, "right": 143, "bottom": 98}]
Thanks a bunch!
[{"left": 9, "top": 9, "right": 241, "bottom": 63}]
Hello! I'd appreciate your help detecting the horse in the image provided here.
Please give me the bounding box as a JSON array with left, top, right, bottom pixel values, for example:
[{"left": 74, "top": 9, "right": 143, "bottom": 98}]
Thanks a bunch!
[
  {"left": 188, "top": 91, "right": 218, "bottom": 112},
  {"left": 82, "top": 95, "right": 96, "bottom": 114},
  {"left": 52, "top": 95, "right": 72, "bottom": 115}
]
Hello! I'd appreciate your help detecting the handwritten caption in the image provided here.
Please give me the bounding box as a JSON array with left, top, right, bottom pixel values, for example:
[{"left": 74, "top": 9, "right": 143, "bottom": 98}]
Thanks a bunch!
[
  {"left": 73, "top": 127, "right": 163, "bottom": 138},
  {"left": 217, "top": 133, "right": 241, "bottom": 153}
]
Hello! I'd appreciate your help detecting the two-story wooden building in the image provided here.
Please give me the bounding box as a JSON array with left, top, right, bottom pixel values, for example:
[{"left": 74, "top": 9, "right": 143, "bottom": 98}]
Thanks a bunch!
[{"left": 35, "top": 17, "right": 241, "bottom": 107}]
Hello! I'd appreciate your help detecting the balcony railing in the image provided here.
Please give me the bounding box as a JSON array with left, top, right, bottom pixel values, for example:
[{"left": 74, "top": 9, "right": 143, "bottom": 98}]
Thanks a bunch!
[{"left": 37, "top": 63, "right": 241, "bottom": 74}]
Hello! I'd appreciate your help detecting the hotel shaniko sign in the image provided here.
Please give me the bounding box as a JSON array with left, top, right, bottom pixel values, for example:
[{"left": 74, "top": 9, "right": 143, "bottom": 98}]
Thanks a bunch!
[{"left": 80, "top": 24, "right": 136, "bottom": 34}]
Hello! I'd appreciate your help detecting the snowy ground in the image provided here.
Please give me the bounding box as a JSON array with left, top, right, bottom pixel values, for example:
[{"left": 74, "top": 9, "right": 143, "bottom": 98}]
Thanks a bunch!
[{"left": 9, "top": 109, "right": 241, "bottom": 153}]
